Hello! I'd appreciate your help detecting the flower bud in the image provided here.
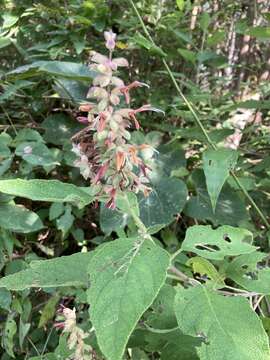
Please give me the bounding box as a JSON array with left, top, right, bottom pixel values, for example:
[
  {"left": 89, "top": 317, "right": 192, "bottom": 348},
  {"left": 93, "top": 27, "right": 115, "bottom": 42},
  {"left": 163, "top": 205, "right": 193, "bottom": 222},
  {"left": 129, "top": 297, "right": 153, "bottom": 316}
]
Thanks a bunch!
[{"left": 104, "top": 30, "right": 116, "bottom": 50}]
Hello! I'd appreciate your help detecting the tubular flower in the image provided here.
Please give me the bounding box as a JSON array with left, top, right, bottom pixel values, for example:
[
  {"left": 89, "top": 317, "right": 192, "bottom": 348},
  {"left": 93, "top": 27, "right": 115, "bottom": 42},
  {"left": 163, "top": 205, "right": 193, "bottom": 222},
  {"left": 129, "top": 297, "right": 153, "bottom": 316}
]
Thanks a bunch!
[{"left": 72, "top": 30, "right": 164, "bottom": 208}]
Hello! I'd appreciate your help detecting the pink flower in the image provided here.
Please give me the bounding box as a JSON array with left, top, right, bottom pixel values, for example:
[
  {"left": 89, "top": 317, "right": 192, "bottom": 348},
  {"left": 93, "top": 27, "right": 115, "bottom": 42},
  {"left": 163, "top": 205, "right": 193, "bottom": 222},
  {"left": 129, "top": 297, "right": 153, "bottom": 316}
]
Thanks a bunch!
[
  {"left": 76, "top": 116, "right": 89, "bottom": 124},
  {"left": 119, "top": 81, "right": 149, "bottom": 104},
  {"left": 93, "top": 162, "right": 109, "bottom": 184},
  {"left": 105, "top": 188, "right": 117, "bottom": 209},
  {"left": 104, "top": 30, "right": 116, "bottom": 50},
  {"left": 91, "top": 52, "right": 129, "bottom": 71}
]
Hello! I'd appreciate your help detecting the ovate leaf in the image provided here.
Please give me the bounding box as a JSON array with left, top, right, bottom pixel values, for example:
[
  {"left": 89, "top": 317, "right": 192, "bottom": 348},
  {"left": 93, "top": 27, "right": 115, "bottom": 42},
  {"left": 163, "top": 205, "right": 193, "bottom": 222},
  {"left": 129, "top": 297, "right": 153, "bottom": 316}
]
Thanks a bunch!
[
  {"left": 184, "top": 170, "right": 248, "bottom": 226},
  {"left": 176, "top": 0, "right": 185, "bottom": 11},
  {"left": 139, "top": 177, "right": 188, "bottom": 229},
  {"left": 181, "top": 225, "right": 256, "bottom": 260},
  {"left": 202, "top": 148, "right": 238, "bottom": 211},
  {"left": 226, "top": 252, "right": 270, "bottom": 294},
  {"left": 87, "top": 237, "right": 170, "bottom": 360},
  {"left": 186, "top": 256, "right": 225, "bottom": 286},
  {"left": 174, "top": 286, "right": 270, "bottom": 360},
  {"left": 0, "top": 204, "right": 43, "bottom": 233},
  {"left": 0, "top": 252, "right": 93, "bottom": 290},
  {"left": 0, "top": 179, "right": 92, "bottom": 208},
  {"left": 15, "top": 142, "right": 58, "bottom": 167},
  {"left": 133, "top": 33, "right": 167, "bottom": 57},
  {"left": 2, "top": 316, "right": 16, "bottom": 357}
]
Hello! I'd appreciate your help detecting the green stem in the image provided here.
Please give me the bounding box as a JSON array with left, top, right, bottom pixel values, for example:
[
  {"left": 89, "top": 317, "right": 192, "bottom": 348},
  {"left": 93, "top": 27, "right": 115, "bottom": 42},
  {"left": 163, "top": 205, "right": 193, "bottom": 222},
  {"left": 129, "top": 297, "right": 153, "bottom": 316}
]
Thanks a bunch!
[
  {"left": 123, "top": 193, "right": 151, "bottom": 239},
  {"left": 128, "top": 0, "right": 270, "bottom": 229},
  {"left": 0, "top": 105, "right": 18, "bottom": 135},
  {"left": 143, "top": 323, "right": 179, "bottom": 334}
]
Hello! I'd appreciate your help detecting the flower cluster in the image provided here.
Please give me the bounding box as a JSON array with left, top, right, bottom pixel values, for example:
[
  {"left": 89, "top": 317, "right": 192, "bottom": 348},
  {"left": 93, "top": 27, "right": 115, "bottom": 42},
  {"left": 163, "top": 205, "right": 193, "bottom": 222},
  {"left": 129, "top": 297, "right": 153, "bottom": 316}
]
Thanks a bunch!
[
  {"left": 54, "top": 307, "right": 92, "bottom": 360},
  {"left": 72, "top": 30, "right": 162, "bottom": 209}
]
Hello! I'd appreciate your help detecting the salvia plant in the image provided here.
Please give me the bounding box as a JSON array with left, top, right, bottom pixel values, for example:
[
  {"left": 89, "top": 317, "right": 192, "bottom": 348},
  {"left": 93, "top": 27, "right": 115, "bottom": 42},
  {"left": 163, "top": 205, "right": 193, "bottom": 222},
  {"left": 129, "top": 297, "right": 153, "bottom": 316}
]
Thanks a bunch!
[
  {"left": 72, "top": 30, "right": 162, "bottom": 209},
  {"left": 1, "top": 1, "right": 270, "bottom": 360}
]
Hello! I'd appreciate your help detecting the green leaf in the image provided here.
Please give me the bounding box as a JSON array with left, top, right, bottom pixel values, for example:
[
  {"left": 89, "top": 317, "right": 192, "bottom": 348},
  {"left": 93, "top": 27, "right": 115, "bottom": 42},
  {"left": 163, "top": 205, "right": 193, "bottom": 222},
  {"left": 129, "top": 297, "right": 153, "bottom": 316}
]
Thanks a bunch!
[
  {"left": 42, "top": 114, "right": 84, "bottom": 145},
  {"left": 87, "top": 237, "right": 170, "bottom": 360},
  {"left": 138, "top": 177, "right": 188, "bottom": 229},
  {"left": 100, "top": 178, "right": 187, "bottom": 234},
  {"left": 0, "top": 80, "right": 33, "bottom": 103},
  {"left": 0, "top": 37, "right": 11, "bottom": 49},
  {"left": 2, "top": 316, "right": 17, "bottom": 358},
  {"left": 39, "top": 61, "right": 96, "bottom": 80},
  {"left": 133, "top": 33, "right": 167, "bottom": 57},
  {"left": 176, "top": 0, "right": 185, "bottom": 11},
  {"left": 225, "top": 252, "right": 270, "bottom": 294},
  {"left": 38, "top": 294, "right": 60, "bottom": 328},
  {"left": 6, "top": 61, "right": 96, "bottom": 81},
  {"left": 174, "top": 286, "right": 270, "bottom": 360},
  {"left": 14, "top": 129, "right": 44, "bottom": 144},
  {"left": 181, "top": 225, "right": 256, "bottom": 260},
  {"left": 53, "top": 79, "right": 88, "bottom": 102},
  {"left": 0, "top": 252, "right": 93, "bottom": 290},
  {"left": 116, "top": 192, "right": 140, "bottom": 218},
  {"left": 202, "top": 148, "right": 238, "bottom": 211},
  {"left": 49, "top": 202, "right": 65, "bottom": 221},
  {"left": 187, "top": 256, "right": 225, "bottom": 285},
  {"left": 177, "top": 48, "right": 196, "bottom": 64},
  {"left": 184, "top": 170, "right": 248, "bottom": 226},
  {"left": 0, "top": 288, "right": 12, "bottom": 311},
  {"left": 2, "top": 14, "right": 19, "bottom": 29},
  {"left": 199, "top": 13, "right": 211, "bottom": 31},
  {"left": 56, "top": 205, "right": 74, "bottom": 238},
  {"left": 0, "top": 179, "right": 92, "bottom": 208},
  {"left": 100, "top": 204, "right": 128, "bottom": 234},
  {"left": 15, "top": 142, "right": 59, "bottom": 167},
  {"left": 147, "top": 284, "right": 177, "bottom": 329},
  {"left": 0, "top": 204, "right": 43, "bottom": 233},
  {"left": 247, "top": 27, "right": 270, "bottom": 40},
  {"left": 19, "top": 319, "right": 30, "bottom": 349}
]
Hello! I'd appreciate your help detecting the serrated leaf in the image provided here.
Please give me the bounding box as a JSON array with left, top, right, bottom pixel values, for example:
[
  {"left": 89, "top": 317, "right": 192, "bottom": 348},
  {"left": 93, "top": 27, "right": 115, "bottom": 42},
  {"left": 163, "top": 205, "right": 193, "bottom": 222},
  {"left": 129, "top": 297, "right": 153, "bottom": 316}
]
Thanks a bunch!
[
  {"left": 0, "top": 179, "right": 92, "bottom": 208},
  {"left": 202, "top": 148, "right": 238, "bottom": 211},
  {"left": 174, "top": 286, "right": 270, "bottom": 360},
  {"left": 0, "top": 204, "right": 43, "bottom": 233},
  {"left": 87, "top": 237, "right": 170, "bottom": 360},
  {"left": 226, "top": 252, "right": 270, "bottom": 294},
  {"left": 0, "top": 252, "right": 93, "bottom": 290},
  {"left": 181, "top": 225, "right": 256, "bottom": 260}
]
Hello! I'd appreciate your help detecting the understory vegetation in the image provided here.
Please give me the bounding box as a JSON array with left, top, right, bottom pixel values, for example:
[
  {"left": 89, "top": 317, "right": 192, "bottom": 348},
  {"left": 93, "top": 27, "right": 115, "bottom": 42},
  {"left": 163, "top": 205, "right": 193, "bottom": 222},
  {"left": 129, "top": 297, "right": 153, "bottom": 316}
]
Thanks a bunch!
[{"left": 1, "top": 0, "right": 270, "bottom": 359}]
